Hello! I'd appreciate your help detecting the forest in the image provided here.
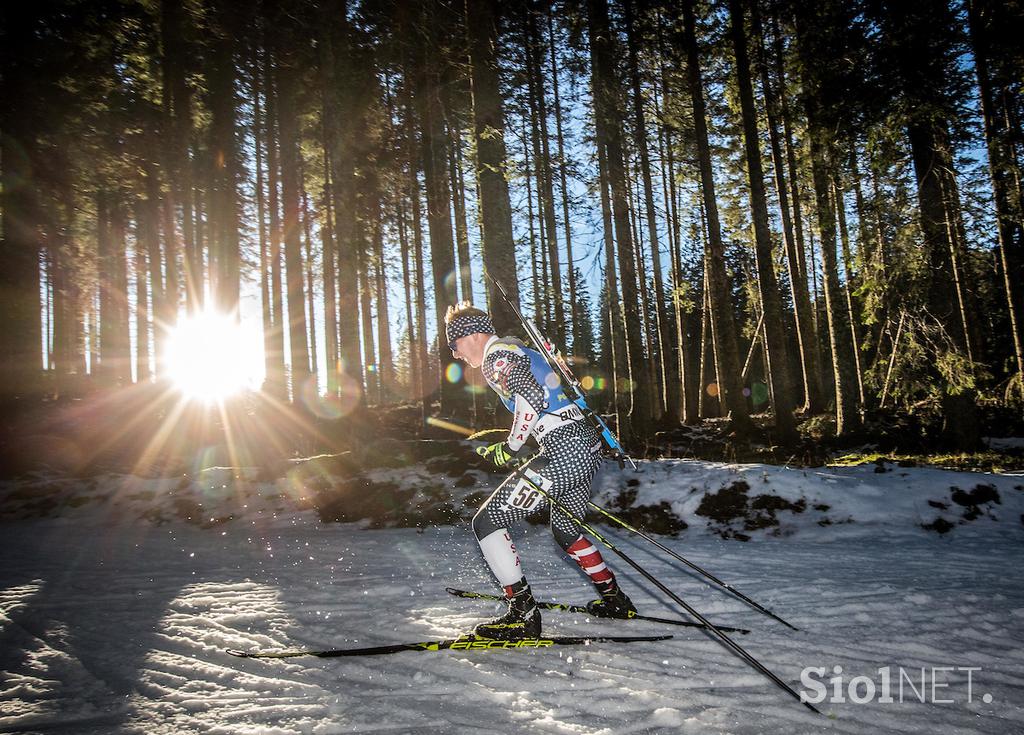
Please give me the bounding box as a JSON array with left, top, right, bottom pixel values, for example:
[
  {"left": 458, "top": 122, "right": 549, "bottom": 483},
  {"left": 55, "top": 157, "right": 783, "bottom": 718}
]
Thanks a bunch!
[{"left": 1, "top": 0, "right": 1023, "bottom": 471}]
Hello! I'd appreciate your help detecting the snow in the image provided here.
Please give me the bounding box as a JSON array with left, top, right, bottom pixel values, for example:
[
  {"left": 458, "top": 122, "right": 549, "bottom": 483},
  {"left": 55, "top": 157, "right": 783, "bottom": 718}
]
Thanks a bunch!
[
  {"left": 1, "top": 454, "right": 1023, "bottom": 733},
  {"left": 986, "top": 436, "right": 1024, "bottom": 450}
]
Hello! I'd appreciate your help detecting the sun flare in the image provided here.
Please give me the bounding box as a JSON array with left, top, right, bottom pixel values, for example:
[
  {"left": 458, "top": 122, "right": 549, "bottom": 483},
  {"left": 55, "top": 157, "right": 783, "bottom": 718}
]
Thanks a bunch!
[{"left": 164, "top": 311, "right": 263, "bottom": 401}]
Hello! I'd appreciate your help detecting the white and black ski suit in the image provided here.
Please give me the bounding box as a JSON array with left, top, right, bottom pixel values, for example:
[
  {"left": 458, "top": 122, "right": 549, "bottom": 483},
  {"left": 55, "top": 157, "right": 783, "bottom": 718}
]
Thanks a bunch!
[{"left": 471, "top": 335, "right": 606, "bottom": 564}]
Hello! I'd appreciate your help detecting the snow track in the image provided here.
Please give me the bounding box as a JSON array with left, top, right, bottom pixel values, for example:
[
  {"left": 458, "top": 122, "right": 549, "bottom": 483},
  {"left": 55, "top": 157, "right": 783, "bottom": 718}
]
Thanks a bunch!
[{"left": 1, "top": 461, "right": 1023, "bottom": 733}]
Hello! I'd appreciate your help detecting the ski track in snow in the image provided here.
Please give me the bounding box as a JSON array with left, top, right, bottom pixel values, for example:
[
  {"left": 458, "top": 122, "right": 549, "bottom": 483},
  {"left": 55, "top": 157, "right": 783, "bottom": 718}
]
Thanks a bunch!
[{"left": 1, "top": 462, "right": 1023, "bottom": 733}]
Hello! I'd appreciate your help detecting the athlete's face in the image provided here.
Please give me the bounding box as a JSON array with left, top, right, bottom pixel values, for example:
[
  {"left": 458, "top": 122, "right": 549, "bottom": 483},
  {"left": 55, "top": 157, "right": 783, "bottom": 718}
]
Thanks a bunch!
[{"left": 451, "top": 334, "right": 484, "bottom": 368}]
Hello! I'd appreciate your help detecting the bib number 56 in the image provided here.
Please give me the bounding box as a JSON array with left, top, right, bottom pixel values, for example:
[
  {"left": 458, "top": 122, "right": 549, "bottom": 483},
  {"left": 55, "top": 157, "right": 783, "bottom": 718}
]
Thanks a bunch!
[{"left": 508, "top": 478, "right": 543, "bottom": 511}]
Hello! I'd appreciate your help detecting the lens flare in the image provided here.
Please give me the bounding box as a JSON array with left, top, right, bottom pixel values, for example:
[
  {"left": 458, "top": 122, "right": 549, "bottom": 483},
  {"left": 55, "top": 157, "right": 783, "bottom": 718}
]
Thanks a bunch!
[{"left": 302, "top": 372, "right": 363, "bottom": 419}]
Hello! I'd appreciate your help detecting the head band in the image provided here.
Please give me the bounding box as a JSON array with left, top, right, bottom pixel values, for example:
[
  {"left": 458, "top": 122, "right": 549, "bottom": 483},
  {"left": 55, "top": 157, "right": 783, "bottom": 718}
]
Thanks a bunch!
[{"left": 445, "top": 313, "right": 495, "bottom": 349}]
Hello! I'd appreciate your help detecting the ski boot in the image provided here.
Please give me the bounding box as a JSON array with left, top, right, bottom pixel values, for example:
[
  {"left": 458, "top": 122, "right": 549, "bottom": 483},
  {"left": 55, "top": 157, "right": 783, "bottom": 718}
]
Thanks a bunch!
[
  {"left": 586, "top": 582, "right": 637, "bottom": 619},
  {"left": 474, "top": 578, "right": 541, "bottom": 640}
]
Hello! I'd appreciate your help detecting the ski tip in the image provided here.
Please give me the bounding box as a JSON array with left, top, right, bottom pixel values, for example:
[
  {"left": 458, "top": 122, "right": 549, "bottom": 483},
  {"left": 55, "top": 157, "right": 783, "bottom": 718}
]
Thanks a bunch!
[
  {"left": 608, "top": 634, "right": 674, "bottom": 642},
  {"left": 804, "top": 700, "right": 823, "bottom": 715},
  {"left": 226, "top": 649, "right": 254, "bottom": 658}
]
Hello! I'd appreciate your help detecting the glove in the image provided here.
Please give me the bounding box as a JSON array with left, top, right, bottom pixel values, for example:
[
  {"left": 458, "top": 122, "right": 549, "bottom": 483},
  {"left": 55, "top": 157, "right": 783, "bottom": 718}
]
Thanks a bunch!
[{"left": 476, "top": 441, "right": 516, "bottom": 468}]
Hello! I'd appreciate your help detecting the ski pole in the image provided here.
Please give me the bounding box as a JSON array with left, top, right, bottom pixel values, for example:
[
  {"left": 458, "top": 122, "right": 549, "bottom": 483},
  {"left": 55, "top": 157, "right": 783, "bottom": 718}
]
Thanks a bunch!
[
  {"left": 507, "top": 466, "right": 820, "bottom": 715},
  {"left": 586, "top": 501, "right": 799, "bottom": 631}
]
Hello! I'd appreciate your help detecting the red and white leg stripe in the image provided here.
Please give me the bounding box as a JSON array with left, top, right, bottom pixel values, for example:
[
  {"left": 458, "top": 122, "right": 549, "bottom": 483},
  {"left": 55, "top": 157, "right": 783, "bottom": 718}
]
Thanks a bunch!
[{"left": 566, "top": 536, "right": 614, "bottom": 584}]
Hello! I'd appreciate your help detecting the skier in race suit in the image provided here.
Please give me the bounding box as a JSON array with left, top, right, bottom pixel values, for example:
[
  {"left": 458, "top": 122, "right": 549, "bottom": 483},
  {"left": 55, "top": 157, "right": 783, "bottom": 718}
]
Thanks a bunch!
[{"left": 445, "top": 302, "right": 636, "bottom": 640}]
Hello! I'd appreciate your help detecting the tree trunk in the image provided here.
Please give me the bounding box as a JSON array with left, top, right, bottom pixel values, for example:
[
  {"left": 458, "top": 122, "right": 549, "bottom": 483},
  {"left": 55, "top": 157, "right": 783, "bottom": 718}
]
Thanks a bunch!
[
  {"left": 396, "top": 186, "right": 419, "bottom": 400},
  {"left": 162, "top": 0, "right": 197, "bottom": 315},
  {"left": 596, "top": 130, "right": 629, "bottom": 425},
  {"left": 465, "top": 0, "right": 521, "bottom": 334},
  {"left": 752, "top": 0, "right": 823, "bottom": 415},
  {"left": 47, "top": 224, "right": 64, "bottom": 383},
  {"left": 908, "top": 123, "right": 975, "bottom": 339},
  {"left": 320, "top": 0, "right": 365, "bottom": 403},
  {"left": 373, "top": 202, "right": 394, "bottom": 402},
  {"left": 653, "top": 16, "right": 688, "bottom": 422},
  {"left": 154, "top": 3, "right": 179, "bottom": 362},
  {"left": 833, "top": 175, "right": 865, "bottom": 406},
  {"left": 274, "top": 30, "right": 311, "bottom": 401},
  {"left": 263, "top": 46, "right": 287, "bottom": 396},
  {"left": 524, "top": 1, "right": 565, "bottom": 345},
  {"left": 134, "top": 220, "right": 150, "bottom": 383},
  {"left": 880, "top": 0, "right": 980, "bottom": 446},
  {"left": 698, "top": 262, "right": 719, "bottom": 418},
  {"left": 403, "top": 80, "right": 430, "bottom": 407},
  {"left": 139, "top": 168, "right": 164, "bottom": 383},
  {"left": 357, "top": 217, "right": 379, "bottom": 404},
  {"left": 253, "top": 59, "right": 274, "bottom": 392},
  {"left": 675, "top": 0, "right": 750, "bottom": 433},
  {"left": 146, "top": 166, "right": 168, "bottom": 374},
  {"left": 448, "top": 126, "right": 473, "bottom": 303},
  {"left": 627, "top": 155, "right": 661, "bottom": 410},
  {"left": 300, "top": 167, "right": 318, "bottom": 383},
  {"left": 727, "top": 0, "right": 796, "bottom": 443},
  {"left": 193, "top": 182, "right": 205, "bottom": 309},
  {"left": 0, "top": 7, "right": 43, "bottom": 398},
  {"left": 523, "top": 32, "right": 551, "bottom": 332},
  {"left": 52, "top": 182, "right": 82, "bottom": 390},
  {"left": 944, "top": 156, "right": 983, "bottom": 365},
  {"left": 666, "top": 163, "right": 694, "bottom": 424},
  {"left": 587, "top": 0, "right": 652, "bottom": 440},
  {"left": 624, "top": 0, "right": 673, "bottom": 424},
  {"left": 523, "top": 125, "right": 543, "bottom": 323},
  {"left": 157, "top": 159, "right": 178, "bottom": 366},
  {"left": 88, "top": 297, "right": 99, "bottom": 382},
  {"left": 111, "top": 199, "right": 132, "bottom": 385},
  {"left": 412, "top": 0, "right": 460, "bottom": 415},
  {"left": 320, "top": 136, "right": 339, "bottom": 397},
  {"left": 850, "top": 146, "right": 884, "bottom": 404},
  {"left": 546, "top": 8, "right": 580, "bottom": 354},
  {"left": 968, "top": 0, "right": 1024, "bottom": 381},
  {"left": 96, "top": 192, "right": 114, "bottom": 385},
  {"left": 207, "top": 0, "right": 241, "bottom": 315},
  {"left": 794, "top": 65, "right": 861, "bottom": 433}
]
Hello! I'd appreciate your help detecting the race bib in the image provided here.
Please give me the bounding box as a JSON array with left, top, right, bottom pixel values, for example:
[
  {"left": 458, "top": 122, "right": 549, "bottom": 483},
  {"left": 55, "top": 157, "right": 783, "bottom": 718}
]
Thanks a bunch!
[{"left": 504, "top": 470, "right": 554, "bottom": 512}]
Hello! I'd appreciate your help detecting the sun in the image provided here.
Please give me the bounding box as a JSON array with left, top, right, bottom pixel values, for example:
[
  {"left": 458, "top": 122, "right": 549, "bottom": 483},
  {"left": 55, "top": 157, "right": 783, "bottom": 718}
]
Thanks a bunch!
[{"left": 164, "top": 310, "right": 263, "bottom": 401}]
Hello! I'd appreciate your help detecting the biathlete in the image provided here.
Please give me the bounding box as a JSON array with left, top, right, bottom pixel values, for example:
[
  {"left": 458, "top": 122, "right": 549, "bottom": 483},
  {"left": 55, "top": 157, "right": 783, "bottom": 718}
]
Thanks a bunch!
[{"left": 444, "top": 301, "right": 636, "bottom": 640}]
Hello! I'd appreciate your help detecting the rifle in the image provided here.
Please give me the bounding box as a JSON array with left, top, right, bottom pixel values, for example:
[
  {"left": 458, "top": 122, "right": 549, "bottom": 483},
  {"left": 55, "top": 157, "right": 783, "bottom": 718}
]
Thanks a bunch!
[{"left": 487, "top": 275, "right": 637, "bottom": 470}]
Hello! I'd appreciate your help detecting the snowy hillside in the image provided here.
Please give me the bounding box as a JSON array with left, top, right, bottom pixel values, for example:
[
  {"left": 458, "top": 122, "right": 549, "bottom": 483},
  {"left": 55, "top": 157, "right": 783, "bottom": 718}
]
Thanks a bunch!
[
  {"left": 1, "top": 452, "right": 1023, "bottom": 733},
  {"left": 1, "top": 442, "right": 1022, "bottom": 540}
]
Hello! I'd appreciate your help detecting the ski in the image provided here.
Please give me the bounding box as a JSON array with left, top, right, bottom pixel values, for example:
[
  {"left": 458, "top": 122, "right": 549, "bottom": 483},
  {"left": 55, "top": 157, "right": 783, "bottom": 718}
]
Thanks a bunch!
[
  {"left": 226, "top": 633, "right": 672, "bottom": 659},
  {"left": 446, "top": 587, "right": 751, "bottom": 635}
]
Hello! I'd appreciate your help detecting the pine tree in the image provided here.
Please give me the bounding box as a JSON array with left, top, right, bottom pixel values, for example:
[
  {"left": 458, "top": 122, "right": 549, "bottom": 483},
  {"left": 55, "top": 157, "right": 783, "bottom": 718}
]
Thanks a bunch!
[
  {"left": 465, "top": 0, "right": 522, "bottom": 333},
  {"left": 726, "top": 0, "right": 797, "bottom": 444},
  {"left": 674, "top": 0, "right": 751, "bottom": 434},
  {"left": 587, "top": 0, "right": 652, "bottom": 439},
  {"left": 792, "top": 0, "right": 864, "bottom": 436}
]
